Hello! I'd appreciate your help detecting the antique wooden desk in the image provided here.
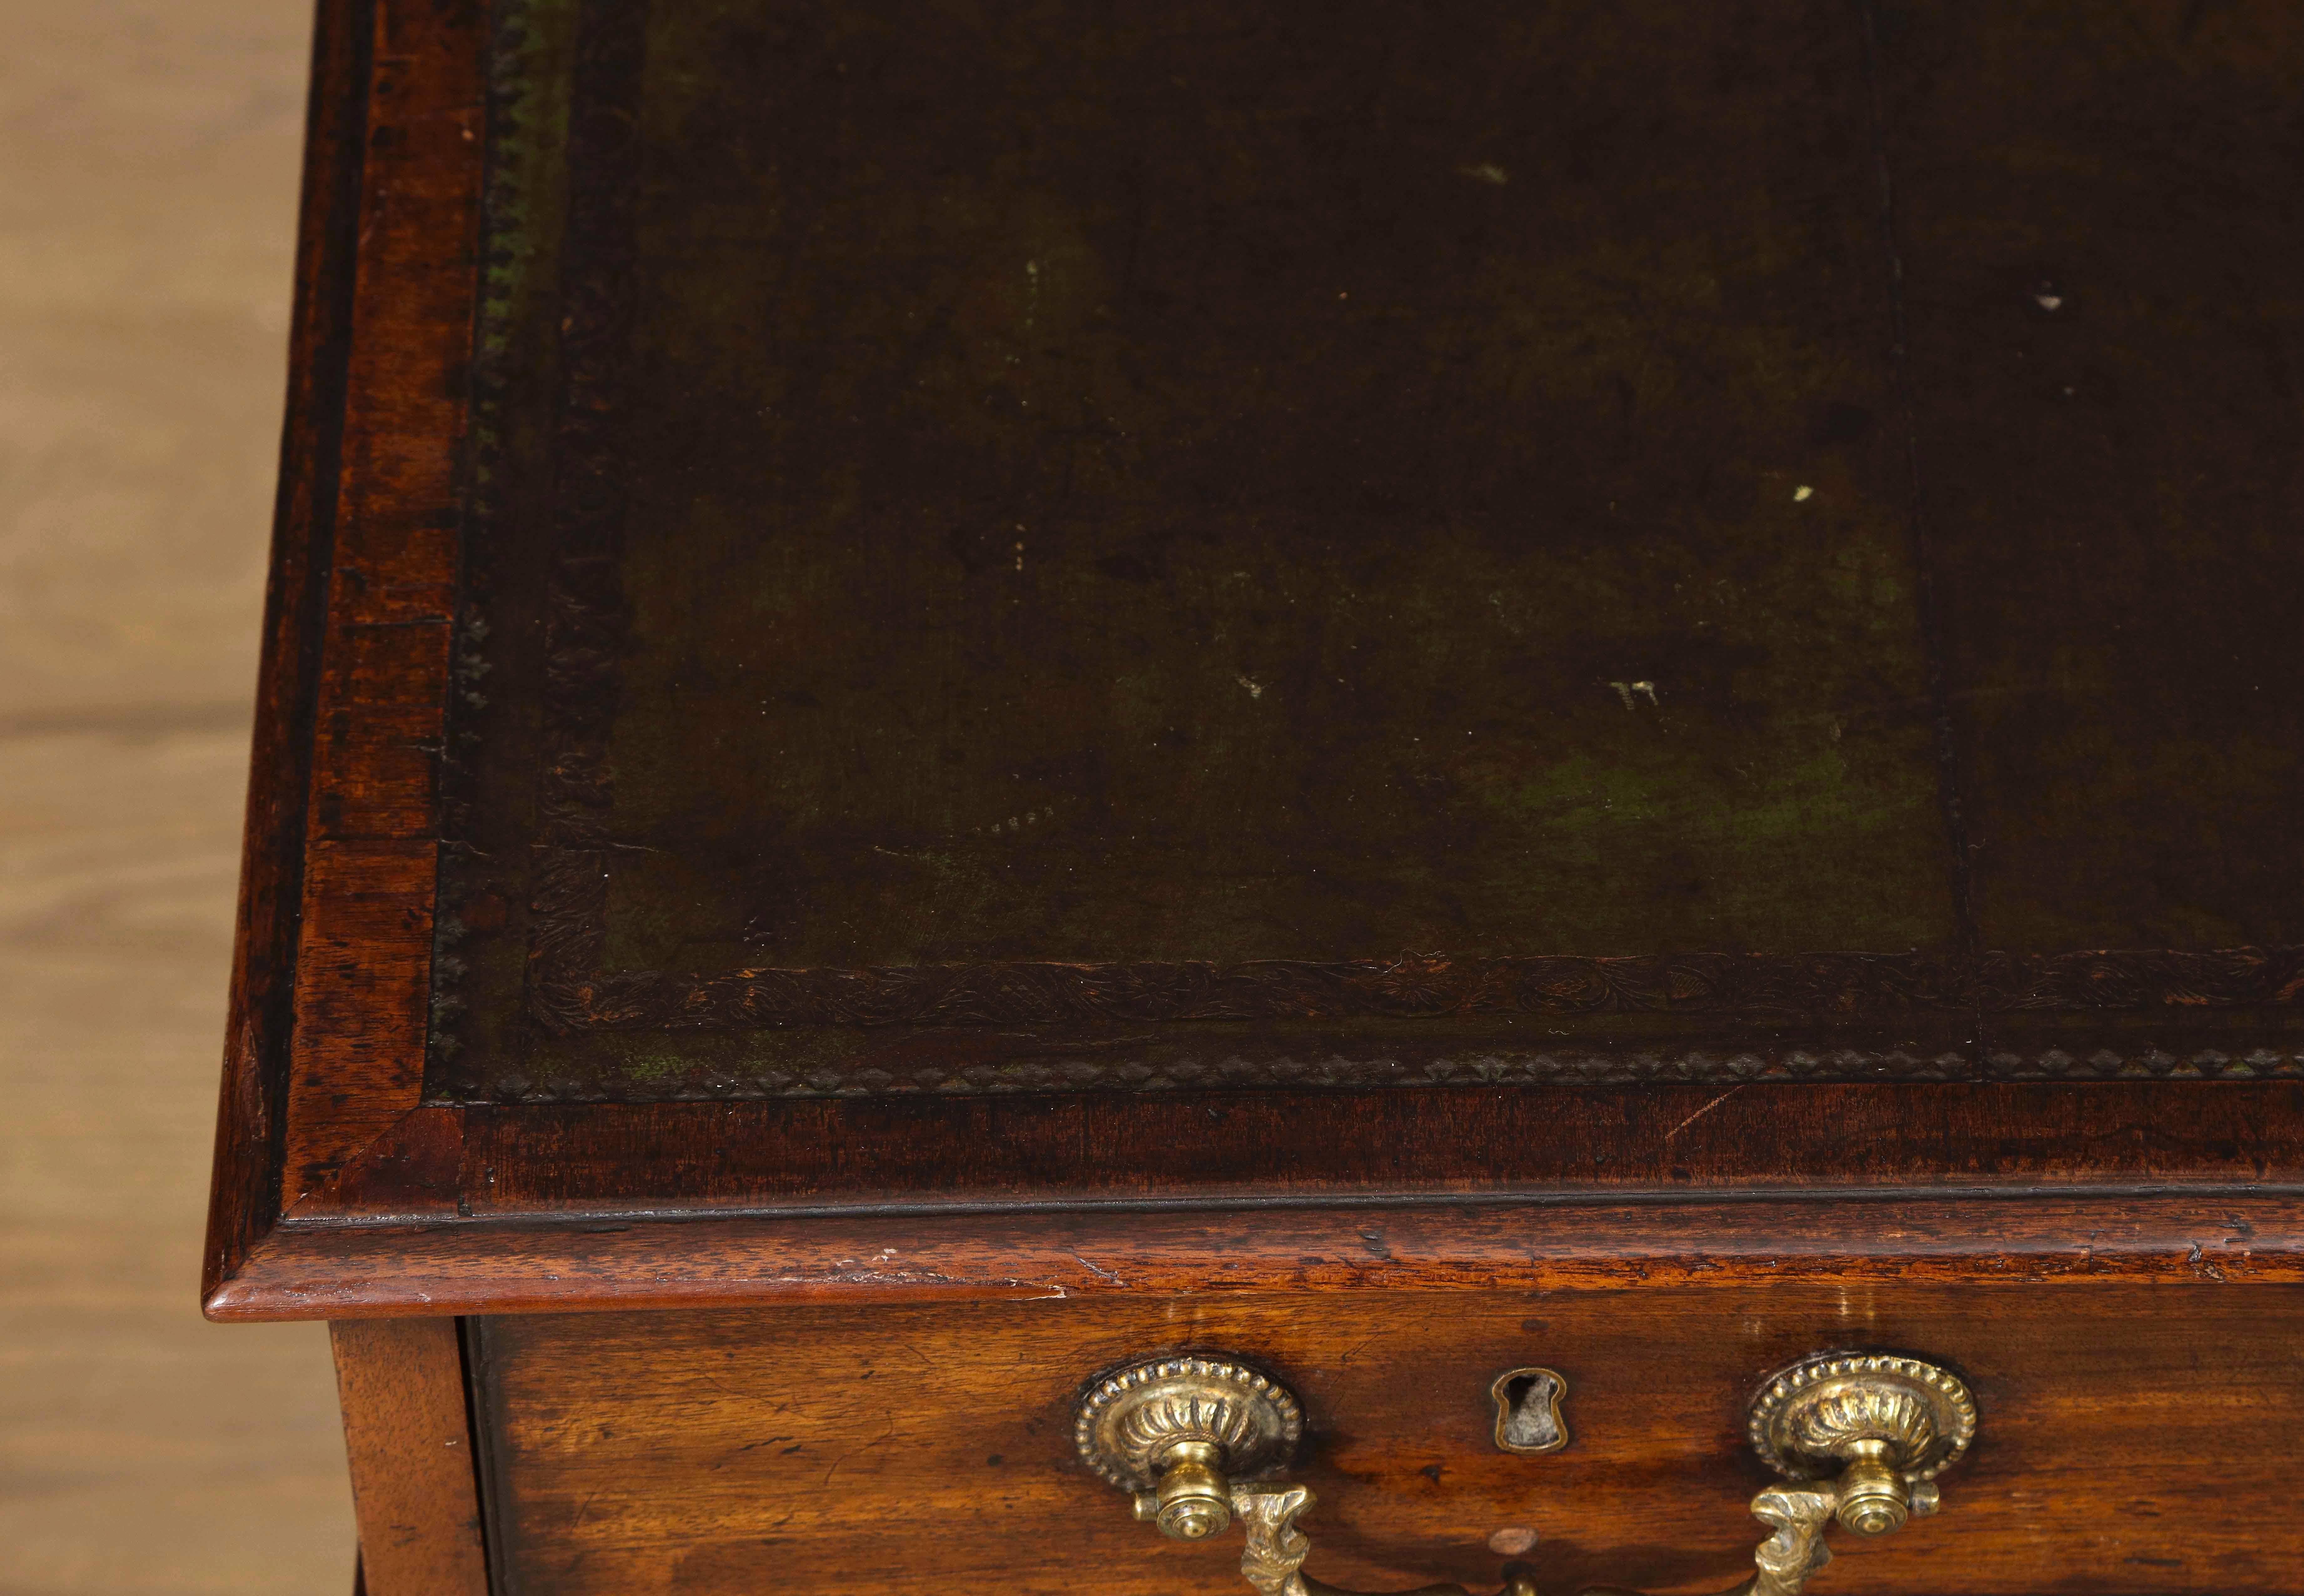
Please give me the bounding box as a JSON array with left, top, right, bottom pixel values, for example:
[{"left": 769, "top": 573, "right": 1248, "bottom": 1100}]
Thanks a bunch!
[{"left": 207, "top": 3, "right": 2304, "bottom": 1592}]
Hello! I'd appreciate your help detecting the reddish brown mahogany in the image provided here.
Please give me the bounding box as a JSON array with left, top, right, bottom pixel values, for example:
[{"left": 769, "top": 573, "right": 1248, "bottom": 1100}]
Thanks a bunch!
[
  {"left": 214, "top": 6, "right": 2304, "bottom": 1595},
  {"left": 331, "top": 1318, "right": 489, "bottom": 1596},
  {"left": 470, "top": 1287, "right": 2304, "bottom": 1595},
  {"left": 202, "top": 0, "right": 373, "bottom": 1320},
  {"left": 207, "top": 1192, "right": 2297, "bottom": 1321},
  {"left": 203, "top": 0, "right": 2304, "bottom": 1323}
]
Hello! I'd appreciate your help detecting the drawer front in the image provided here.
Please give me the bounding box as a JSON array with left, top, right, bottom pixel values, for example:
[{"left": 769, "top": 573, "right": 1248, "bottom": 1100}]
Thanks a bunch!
[{"left": 470, "top": 1283, "right": 2304, "bottom": 1595}]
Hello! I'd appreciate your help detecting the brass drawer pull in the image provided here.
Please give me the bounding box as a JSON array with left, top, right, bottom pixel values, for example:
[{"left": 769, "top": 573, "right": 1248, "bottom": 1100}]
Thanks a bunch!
[{"left": 1075, "top": 1351, "right": 1975, "bottom": 1596}]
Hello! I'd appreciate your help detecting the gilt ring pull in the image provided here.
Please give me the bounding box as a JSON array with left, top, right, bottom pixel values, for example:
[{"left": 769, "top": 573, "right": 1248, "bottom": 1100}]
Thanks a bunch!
[{"left": 1074, "top": 1351, "right": 1976, "bottom": 1596}]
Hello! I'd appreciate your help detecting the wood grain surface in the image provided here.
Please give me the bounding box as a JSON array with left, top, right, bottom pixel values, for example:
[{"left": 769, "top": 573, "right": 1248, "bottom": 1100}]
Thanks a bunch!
[
  {"left": 200, "top": 0, "right": 2304, "bottom": 1298},
  {"left": 331, "top": 1318, "right": 489, "bottom": 1596},
  {"left": 472, "top": 1286, "right": 2304, "bottom": 1595},
  {"left": 201, "top": 0, "right": 369, "bottom": 1316},
  {"left": 271, "top": 0, "right": 483, "bottom": 1223},
  {"left": 209, "top": 1193, "right": 2304, "bottom": 1321}
]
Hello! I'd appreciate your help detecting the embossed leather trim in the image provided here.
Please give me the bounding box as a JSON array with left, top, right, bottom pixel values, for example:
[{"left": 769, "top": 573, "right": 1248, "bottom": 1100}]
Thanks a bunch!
[
  {"left": 435, "top": 0, "right": 2304, "bottom": 1091},
  {"left": 476, "top": 1045, "right": 2304, "bottom": 1103},
  {"left": 523, "top": 948, "right": 2304, "bottom": 1034}
]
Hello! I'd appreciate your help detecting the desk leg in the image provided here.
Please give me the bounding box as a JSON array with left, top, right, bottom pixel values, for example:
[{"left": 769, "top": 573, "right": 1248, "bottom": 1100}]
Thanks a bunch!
[{"left": 332, "top": 1319, "right": 490, "bottom": 1596}]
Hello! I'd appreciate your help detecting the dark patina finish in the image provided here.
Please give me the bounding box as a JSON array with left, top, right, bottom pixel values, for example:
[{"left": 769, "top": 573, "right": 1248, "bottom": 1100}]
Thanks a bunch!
[
  {"left": 205, "top": 10, "right": 2304, "bottom": 1589},
  {"left": 423, "top": 0, "right": 2304, "bottom": 1102}
]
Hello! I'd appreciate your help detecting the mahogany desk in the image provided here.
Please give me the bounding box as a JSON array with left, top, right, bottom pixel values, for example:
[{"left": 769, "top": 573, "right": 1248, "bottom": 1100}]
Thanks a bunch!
[{"left": 208, "top": 2, "right": 2304, "bottom": 1591}]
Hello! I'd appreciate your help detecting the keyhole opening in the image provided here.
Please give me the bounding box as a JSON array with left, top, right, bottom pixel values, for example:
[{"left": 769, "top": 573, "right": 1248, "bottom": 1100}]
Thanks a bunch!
[{"left": 1491, "top": 1367, "right": 1569, "bottom": 1456}]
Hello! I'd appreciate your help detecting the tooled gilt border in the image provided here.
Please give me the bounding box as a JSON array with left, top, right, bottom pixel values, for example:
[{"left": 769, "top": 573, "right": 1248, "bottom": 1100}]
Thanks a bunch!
[{"left": 451, "top": 0, "right": 2304, "bottom": 1081}]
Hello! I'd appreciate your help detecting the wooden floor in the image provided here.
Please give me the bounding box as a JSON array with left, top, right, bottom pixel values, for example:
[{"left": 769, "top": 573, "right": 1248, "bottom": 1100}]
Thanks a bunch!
[{"left": 0, "top": 3, "right": 355, "bottom": 1592}]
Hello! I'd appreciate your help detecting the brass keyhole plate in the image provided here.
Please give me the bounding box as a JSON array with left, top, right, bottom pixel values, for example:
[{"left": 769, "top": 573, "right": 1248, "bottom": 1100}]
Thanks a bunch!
[{"left": 1490, "top": 1367, "right": 1570, "bottom": 1456}]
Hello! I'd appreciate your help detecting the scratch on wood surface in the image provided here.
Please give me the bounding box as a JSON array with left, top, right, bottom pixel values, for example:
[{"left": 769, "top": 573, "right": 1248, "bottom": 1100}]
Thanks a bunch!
[
  {"left": 1664, "top": 1084, "right": 1745, "bottom": 1143},
  {"left": 1073, "top": 1253, "right": 1125, "bottom": 1285}
]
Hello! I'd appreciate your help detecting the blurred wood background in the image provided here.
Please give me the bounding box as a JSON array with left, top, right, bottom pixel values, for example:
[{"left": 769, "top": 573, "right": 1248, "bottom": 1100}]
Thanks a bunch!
[{"left": 0, "top": 2, "right": 356, "bottom": 1591}]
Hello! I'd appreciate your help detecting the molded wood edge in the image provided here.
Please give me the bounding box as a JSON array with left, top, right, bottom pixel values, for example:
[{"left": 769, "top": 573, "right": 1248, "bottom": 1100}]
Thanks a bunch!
[
  {"left": 205, "top": 1189, "right": 2304, "bottom": 1320},
  {"left": 202, "top": 0, "right": 375, "bottom": 1307},
  {"left": 210, "top": 0, "right": 486, "bottom": 1286}
]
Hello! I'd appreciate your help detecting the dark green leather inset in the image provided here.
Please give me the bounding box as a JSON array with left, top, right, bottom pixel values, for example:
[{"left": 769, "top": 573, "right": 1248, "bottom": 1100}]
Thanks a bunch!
[{"left": 428, "top": 0, "right": 2304, "bottom": 1101}]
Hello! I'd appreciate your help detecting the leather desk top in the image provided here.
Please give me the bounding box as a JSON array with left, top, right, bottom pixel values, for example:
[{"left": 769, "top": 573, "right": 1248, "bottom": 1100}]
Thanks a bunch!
[{"left": 205, "top": 0, "right": 2304, "bottom": 1317}]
